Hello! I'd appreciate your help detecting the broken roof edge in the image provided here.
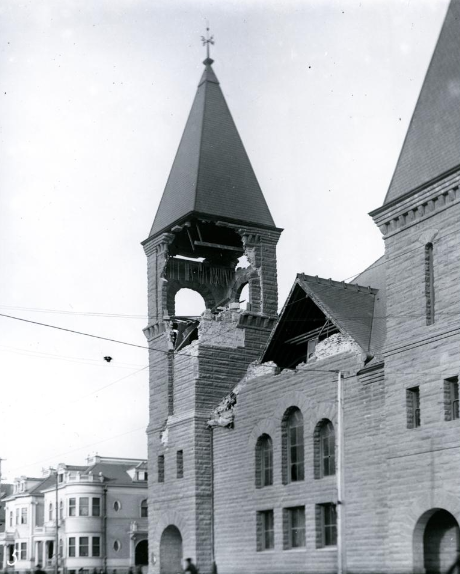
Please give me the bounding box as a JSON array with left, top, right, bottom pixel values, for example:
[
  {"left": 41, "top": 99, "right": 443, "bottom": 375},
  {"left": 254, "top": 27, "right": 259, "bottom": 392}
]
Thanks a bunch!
[
  {"left": 296, "top": 277, "right": 374, "bottom": 354},
  {"left": 142, "top": 211, "right": 283, "bottom": 246},
  {"left": 298, "top": 273, "right": 379, "bottom": 295},
  {"left": 260, "top": 274, "right": 303, "bottom": 363},
  {"left": 262, "top": 272, "right": 379, "bottom": 363}
]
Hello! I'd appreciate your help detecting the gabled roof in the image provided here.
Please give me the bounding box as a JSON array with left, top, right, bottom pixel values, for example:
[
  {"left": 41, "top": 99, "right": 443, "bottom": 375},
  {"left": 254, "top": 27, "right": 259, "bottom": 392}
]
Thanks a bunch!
[
  {"left": 262, "top": 258, "right": 387, "bottom": 369},
  {"left": 296, "top": 275, "right": 377, "bottom": 353},
  {"left": 148, "top": 58, "right": 276, "bottom": 239},
  {"left": 384, "top": 0, "right": 460, "bottom": 205},
  {"left": 29, "top": 475, "right": 56, "bottom": 494}
]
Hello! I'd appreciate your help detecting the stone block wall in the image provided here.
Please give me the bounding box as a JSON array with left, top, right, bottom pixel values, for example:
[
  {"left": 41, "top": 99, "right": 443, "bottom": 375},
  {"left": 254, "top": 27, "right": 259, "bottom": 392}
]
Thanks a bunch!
[
  {"left": 212, "top": 351, "right": 387, "bottom": 574},
  {"left": 147, "top": 318, "right": 274, "bottom": 574},
  {"left": 371, "top": 169, "right": 460, "bottom": 573}
]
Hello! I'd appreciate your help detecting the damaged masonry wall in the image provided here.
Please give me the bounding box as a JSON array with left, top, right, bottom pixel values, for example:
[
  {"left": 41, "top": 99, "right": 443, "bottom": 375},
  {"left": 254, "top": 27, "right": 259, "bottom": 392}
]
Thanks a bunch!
[
  {"left": 208, "top": 361, "right": 278, "bottom": 428},
  {"left": 311, "top": 332, "right": 361, "bottom": 362},
  {"left": 208, "top": 332, "right": 363, "bottom": 428}
]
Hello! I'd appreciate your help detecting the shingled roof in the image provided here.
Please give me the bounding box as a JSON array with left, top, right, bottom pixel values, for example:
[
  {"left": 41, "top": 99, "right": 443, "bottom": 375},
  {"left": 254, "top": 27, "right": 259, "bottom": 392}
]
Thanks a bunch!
[
  {"left": 148, "top": 58, "right": 276, "bottom": 238},
  {"left": 296, "top": 275, "right": 377, "bottom": 354},
  {"left": 262, "top": 257, "right": 387, "bottom": 369},
  {"left": 384, "top": 0, "right": 460, "bottom": 205}
]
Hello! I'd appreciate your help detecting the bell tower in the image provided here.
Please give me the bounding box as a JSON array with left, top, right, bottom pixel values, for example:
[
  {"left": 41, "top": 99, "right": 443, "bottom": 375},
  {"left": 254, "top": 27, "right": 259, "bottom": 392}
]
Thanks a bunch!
[{"left": 143, "top": 43, "right": 281, "bottom": 574}]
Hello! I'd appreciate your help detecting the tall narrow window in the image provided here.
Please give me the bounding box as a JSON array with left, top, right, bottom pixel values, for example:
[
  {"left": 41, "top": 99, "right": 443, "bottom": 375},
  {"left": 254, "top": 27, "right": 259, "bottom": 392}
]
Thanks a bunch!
[
  {"left": 283, "top": 506, "right": 305, "bottom": 549},
  {"left": 316, "top": 503, "right": 337, "bottom": 548},
  {"left": 68, "top": 537, "right": 76, "bottom": 558},
  {"left": 20, "top": 542, "right": 27, "bottom": 560},
  {"left": 140, "top": 500, "right": 148, "bottom": 518},
  {"left": 79, "top": 537, "right": 89, "bottom": 557},
  {"left": 282, "top": 408, "right": 304, "bottom": 484},
  {"left": 48, "top": 503, "right": 53, "bottom": 521},
  {"left": 256, "top": 510, "right": 274, "bottom": 551},
  {"left": 79, "top": 497, "right": 89, "bottom": 517},
  {"left": 176, "top": 450, "right": 184, "bottom": 479},
  {"left": 407, "top": 386, "right": 421, "bottom": 428},
  {"left": 255, "top": 435, "right": 273, "bottom": 488},
  {"left": 92, "top": 497, "right": 100, "bottom": 517},
  {"left": 21, "top": 508, "right": 27, "bottom": 524},
  {"left": 314, "top": 420, "right": 336, "bottom": 479},
  {"left": 92, "top": 537, "right": 100, "bottom": 557},
  {"left": 444, "top": 377, "right": 459, "bottom": 421},
  {"left": 68, "top": 498, "right": 76, "bottom": 517},
  {"left": 321, "top": 422, "right": 335, "bottom": 476},
  {"left": 425, "top": 243, "right": 435, "bottom": 325},
  {"left": 158, "top": 455, "right": 165, "bottom": 483}
]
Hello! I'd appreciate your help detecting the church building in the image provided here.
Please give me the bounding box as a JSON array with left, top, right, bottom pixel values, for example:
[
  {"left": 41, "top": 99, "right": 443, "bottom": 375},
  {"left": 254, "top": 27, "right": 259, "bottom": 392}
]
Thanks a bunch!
[{"left": 142, "top": 1, "right": 460, "bottom": 573}]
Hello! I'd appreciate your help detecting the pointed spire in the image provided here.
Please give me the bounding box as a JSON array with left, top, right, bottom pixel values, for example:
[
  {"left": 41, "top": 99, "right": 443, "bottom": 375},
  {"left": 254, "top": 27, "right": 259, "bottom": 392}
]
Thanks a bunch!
[
  {"left": 384, "top": 0, "right": 460, "bottom": 204},
  {"left": 148, "top": 42, "right": 276, "bottom": 239},
  {"left": 198, "top": 59, "right": 219, "bottom": 87}
]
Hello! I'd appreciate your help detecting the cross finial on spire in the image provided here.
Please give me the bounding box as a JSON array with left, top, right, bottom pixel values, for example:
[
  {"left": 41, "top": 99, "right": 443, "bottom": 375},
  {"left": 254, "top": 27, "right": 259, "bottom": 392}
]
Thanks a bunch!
[{"left": 201, "top": 23, "right": 214, "bottom": 64}]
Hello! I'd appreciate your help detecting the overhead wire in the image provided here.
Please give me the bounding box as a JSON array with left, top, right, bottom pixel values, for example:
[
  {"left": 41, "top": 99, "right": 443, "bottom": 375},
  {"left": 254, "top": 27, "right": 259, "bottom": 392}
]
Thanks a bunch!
[
  {"left": 3, "top": 319, "right": 263, "bottom": 477},
  {"left": 0, "top": 304, "right": 146, "bottom": 320},
  {"left": 0, "top": 343, "right": 145, "bottom": 369},
  {"left": 340, "top": 223, "right": 460, "bottom": 284},
  {"left": 3, "top": 217, "right": 460, "bottom": 477},
  {"left": 0, "top": 318, "right": 247, "bottom": 424},
  {"left": 2, "top": 223, "right": 458, "bottom": 336},
  {"left": 0, "top": 312, "right": 150, "bottom": 350}
]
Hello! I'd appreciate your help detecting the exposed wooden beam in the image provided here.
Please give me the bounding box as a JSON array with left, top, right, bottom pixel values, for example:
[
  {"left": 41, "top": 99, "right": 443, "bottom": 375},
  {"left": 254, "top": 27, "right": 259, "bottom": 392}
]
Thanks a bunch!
[{"left": 194, "top": 240, "right": 243, "bottom": 252}]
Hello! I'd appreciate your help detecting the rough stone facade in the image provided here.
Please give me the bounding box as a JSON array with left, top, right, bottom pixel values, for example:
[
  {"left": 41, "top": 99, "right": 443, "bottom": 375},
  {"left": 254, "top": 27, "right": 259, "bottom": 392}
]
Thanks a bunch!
[
  {"left": 143, "top": 4, "right": 460, "bottom": 572},
  {"left": 371, "top": 169, "right": 460, "bottom": 574},
  {"left": 143, "top": 223, "right": 280, "bottom": 574}
]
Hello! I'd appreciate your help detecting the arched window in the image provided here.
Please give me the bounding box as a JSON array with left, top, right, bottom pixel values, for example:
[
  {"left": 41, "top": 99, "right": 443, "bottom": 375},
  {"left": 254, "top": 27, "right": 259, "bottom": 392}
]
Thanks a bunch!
[
  {"left": 314, "top": 420, "right": 336, "bottom": 479},
  {"left": 174, "top": 288, "right": 206, "bottom": 317},
  {"left": 255, "top": 434, "right": 273, "bottom": 488},
  {"left": 140, "top": 499, "right": 148, "bottom": 518},
  {"left": 282, "top": 408, "right": 304, "bottom": 484},
  {"left": 239, "top": 283, "right": 250, "bottom": 310}
]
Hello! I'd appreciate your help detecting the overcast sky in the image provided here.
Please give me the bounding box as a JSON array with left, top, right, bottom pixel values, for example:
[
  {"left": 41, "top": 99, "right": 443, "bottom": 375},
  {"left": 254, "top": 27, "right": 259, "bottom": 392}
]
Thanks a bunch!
[{"left": 0, "top": 0, "right": 450, "bottom": 481}]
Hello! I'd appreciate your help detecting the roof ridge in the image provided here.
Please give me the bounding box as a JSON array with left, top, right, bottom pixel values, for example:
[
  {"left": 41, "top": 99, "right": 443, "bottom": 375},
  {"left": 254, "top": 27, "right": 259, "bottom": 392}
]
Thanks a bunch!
[
  {"left": 298, "top": 273, "right": 377, "bottom": 294},
  {"left": 194, "top": 65, "right": 209, "bottom": 213}
]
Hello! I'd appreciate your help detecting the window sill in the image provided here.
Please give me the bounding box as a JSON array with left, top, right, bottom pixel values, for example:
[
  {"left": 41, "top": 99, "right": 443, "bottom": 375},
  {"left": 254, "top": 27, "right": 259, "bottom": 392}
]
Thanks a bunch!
[
  {"left": 317, "top": 546, "right": 337, "bottom": 551},
  {"left": 283, "top": 547, "right": 306, "bottom": 552}
]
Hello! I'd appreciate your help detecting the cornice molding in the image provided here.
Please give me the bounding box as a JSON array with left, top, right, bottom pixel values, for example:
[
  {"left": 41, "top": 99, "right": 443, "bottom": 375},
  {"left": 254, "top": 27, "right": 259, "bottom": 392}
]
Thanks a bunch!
[{"left": 371, "top": 169, "right": 460, "bottom": 238}]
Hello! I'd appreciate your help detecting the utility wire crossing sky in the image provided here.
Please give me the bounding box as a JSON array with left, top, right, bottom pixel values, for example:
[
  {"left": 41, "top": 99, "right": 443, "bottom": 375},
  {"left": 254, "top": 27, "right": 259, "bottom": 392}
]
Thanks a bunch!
[{"left": 0, "top": 0, "right": 450, "bottom": 480}]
